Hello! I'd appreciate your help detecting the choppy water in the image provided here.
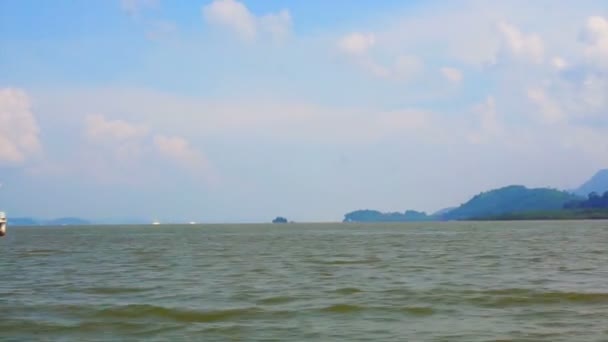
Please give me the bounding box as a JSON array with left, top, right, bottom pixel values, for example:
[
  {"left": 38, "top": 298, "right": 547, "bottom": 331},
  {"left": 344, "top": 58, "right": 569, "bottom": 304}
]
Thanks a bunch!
[{"left": 2, "top": 221, "right": 608, "bottom": 341}]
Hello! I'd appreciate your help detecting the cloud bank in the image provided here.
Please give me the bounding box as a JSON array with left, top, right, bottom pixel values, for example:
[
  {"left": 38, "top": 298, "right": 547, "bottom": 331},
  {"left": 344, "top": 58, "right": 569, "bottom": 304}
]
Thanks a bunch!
[
  {"left": 0, "top": 88, "right": 41, "bottom": 164},
  {"left": 203, "top": 0, "right": 291, "bottom": 42}
]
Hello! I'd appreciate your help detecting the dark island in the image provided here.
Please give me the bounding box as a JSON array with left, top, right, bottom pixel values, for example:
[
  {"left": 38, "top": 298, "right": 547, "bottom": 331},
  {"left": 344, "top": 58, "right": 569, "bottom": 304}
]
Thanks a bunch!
[{"left": 272, "top": 216, "right": 288, "bottom": 224}]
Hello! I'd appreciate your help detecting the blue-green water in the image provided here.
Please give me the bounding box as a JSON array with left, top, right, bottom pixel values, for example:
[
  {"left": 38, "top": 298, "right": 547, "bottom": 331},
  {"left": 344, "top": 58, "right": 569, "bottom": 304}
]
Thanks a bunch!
[{"left": 2, "top": 221, "right": 608, "bottom": 341}]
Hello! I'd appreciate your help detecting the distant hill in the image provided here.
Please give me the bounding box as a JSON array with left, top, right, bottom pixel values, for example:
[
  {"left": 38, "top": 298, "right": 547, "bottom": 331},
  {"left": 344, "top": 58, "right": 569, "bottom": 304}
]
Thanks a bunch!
[
  {"left": 9, "top": 217, "right": 91, "bottom": 226},
  {"left": 442, "top": 185, "right": 582, "bottom": 220},
  {"left": 574, "top": 169, "right": 608, "bottom": 197},
  {"left": 431, "top": 207, "right": 456, "bottom": 217},
  {"left": 565, "top": 191, "right": 608, "bottom": 210},
  {"left": 10, "top": 217, "right": 39, "bottom": 226},
  {"left": 469, "top": 208, "right": 608, "bottom": 221},
  {"left": 343, "top": 209, "right": 432, "bottom": 222},
  {"left": 45, "top": 217, "right": 91, "bottom": 226}
]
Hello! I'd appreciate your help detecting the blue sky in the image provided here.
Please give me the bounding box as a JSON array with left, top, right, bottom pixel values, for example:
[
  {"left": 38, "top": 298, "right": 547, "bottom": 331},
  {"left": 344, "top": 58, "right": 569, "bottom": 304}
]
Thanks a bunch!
[{"left": 1, "top": 0, "right": 608, "bottom": 222}]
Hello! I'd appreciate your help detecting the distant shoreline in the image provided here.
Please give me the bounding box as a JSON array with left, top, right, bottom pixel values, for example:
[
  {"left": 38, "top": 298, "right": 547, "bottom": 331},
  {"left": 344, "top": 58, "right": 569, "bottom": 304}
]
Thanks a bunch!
[
  {"left": 468, "top": 209, "right": 608, "bottom": 221},
  {"left": 7, "top": 216, "right": 608, "bottom": 228}
]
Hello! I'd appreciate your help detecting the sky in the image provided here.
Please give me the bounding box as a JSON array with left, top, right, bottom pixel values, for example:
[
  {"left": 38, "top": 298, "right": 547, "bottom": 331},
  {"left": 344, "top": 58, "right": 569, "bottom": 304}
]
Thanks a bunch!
[{"left": 1, "top": 0, "right": 608, "bottom": 223}]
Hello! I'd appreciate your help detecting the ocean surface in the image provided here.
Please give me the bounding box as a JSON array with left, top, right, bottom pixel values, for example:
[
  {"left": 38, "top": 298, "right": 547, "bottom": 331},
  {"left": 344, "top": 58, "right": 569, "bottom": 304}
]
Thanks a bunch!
[{"left": 1, "top": 221, "right": 608, "bottom": 341}]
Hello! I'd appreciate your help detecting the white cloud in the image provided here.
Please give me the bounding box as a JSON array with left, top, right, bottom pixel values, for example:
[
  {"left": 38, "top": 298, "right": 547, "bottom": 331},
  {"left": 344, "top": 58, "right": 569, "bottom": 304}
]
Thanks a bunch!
[
  {"left": 146, "top": 21, "right": 178, "bottom": 41},
  {"left": 375, "top": 109, "right": 431, "bottom": 134},
  {"left": 526, "top": 87, "right": 565, "bottom": 124},
  {"left": 338, "top": 32, "right": 423, "bottom": 80},
  {"left": 84, "top": 114, "right": 149, "bottom": 165},
  {"left": 154, "top": 135, "right": 215, "bottom": 182},
  {"left": 580, "top": 16, "right": 608, "bottom": 69},
  {"left": 579, "top": 74, "right": 608, "bottom": 112},
  {"left": 85, "top": 114, "right": 148, "bottom": 143},
  {"left": 498, "top": 21, "right": 544, "bottom": 63},
  {"left": 560, "top": 126, "right": 608, "bottom": 166},
  {"left": 551, "top": 57, "right": 568, "bottom": 70},
  {"left": 337, "top": 32, "right": 376, "bottom": 55},
  {"left": 519, "top": 17, "right": 608, "bottom": 126},
  {"left": 203, "top": 0, "right": 256, "bottom": 41},
  {"left": 360, "top": 60, "right": 391, "bottom": 78},
  {"left": 357, "top": 2, "right": 593, "bottom": 68},
  {"left": 120, "top": 0, "right": 158, "bottom": 16},
  {"left": 202, "top": 0, "right": 291, "bottom": 42},
  {"left": 0, "top": 88, "right": 41, "bottom": 164},
  {"left": 440, "top": 67, "right": 463, "bottom": 83},
  {"left": 394, "top": 55, "right": 424, "bottom": 79},
  {"left": 259, "top": 10, "right": 292, "bottom": 42},
  {"left": 467, "top": 97, "right": 503, "bottom": 144},
  {"left": 79, "top": 114, "right": 217, "bottom": 184},
  {"left": 42, "top": 87, "right": 440, "bottom": 146}
]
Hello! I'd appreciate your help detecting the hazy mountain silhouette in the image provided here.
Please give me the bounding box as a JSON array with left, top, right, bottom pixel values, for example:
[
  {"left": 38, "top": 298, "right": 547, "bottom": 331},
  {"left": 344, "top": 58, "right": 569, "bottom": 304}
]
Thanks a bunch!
[{"left": 574, "top": 169, "right": 608, "bottom": 197}]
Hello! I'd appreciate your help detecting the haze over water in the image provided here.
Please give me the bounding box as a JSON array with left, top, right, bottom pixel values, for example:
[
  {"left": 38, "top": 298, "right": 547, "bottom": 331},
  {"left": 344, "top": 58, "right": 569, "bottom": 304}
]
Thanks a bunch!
[{"left": 2, "top": 221, "right": 608, "bottom": 341}]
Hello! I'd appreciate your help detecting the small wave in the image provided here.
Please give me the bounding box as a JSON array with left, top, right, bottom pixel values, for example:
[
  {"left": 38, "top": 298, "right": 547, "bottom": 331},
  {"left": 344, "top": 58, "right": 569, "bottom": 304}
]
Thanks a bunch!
[
  {"left": 78, "top": 287, "right": 153, "bottom": 295},
  {"left": 307, "top": 257, "right": 381, "bottom": 265},
  {"left": 73, "top": 321, "right": 148, "bottom": 333},
  {"left": 398, "top": 306, "right": 435, "bottom": 316},
  {"left": 321, "top": 304, "right": 364, "bottom": 313},
  {"left": 256, "top": 296, "right": 296, "bottom": 305},
  {"left": 0, "top": 319, "right": 70, "bottom": 333},
  {"left": 475, "top": 254, "right": 500, "bottom": 259},
  {"left": 77, "top": 321, "right": 184, "bottom": 338},
  {"left": 334, "top": 287, "right": 362, "bottom": 295},
  {"left": 468, "top": 290, "right": 608, "bottom": 307},
  {"left": 319, "top": 304, "right": 435, "bottom": 316},
  {"left": 18, "top": 249, "right": 64, "bottom": 257},
  {"left": 1, "top": 319, "right": 181, "bottom": 337},
  {"left": 95, "top": 304, "right": 263, "bottom": 323},
  {"left": 478, "top": 288, "right": 532, "bottom": 296}
]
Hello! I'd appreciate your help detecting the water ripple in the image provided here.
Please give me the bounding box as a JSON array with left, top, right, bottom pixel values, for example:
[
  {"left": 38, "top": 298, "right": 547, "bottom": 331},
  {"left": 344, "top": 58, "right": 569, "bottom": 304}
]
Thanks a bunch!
[{"left": 2, "top": 222, "right": 608, "bottom": 341}]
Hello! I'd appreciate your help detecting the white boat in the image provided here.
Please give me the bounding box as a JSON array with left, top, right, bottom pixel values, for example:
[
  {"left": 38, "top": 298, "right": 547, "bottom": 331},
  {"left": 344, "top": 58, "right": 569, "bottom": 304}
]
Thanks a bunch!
[
  {"left": 0, "top": 212, "right": 6, "bottom": 237},
  {"left": 152, "top": 220, "right": 160, "bottom": 225}
]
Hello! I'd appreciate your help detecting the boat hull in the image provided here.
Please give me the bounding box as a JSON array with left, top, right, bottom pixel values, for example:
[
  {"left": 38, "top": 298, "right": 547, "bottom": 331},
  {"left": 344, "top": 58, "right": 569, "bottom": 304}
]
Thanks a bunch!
[{"left": 0, "top": 212, "right": 6, "bottom": 237}]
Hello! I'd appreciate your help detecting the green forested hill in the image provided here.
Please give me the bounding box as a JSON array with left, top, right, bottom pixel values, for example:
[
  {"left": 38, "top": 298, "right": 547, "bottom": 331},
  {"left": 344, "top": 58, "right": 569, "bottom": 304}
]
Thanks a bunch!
[{"left": 442, "top": 185, "right": 582, "bottom": 220}]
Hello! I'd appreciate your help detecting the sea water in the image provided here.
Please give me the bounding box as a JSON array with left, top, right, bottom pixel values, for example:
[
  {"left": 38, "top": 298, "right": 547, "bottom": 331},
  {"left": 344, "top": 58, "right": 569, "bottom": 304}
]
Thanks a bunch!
[{"left": 1, "top": 221, "right": 608, "bottom": 341}]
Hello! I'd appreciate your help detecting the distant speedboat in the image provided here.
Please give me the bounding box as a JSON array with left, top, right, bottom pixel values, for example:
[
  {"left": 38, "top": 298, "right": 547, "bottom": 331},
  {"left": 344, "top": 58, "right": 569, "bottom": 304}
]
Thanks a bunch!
[
  {"left": 0, "top": 212, "right": 6, "bottom": 237},
  {"left": 152, "top": 220, "right": 161, "bottom": 225}
]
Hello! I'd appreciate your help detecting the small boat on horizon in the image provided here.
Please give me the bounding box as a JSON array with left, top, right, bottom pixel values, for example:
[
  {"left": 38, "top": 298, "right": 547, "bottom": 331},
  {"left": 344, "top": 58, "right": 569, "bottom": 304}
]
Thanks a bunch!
[{"left": 0, "top": 212, "right": 7, "bottom": 237}]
